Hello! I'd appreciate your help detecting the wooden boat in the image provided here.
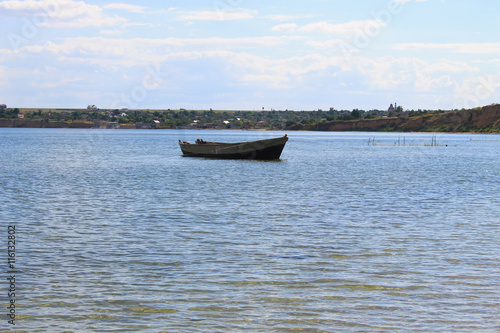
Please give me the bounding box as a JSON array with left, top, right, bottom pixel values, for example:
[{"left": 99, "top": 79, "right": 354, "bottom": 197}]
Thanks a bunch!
[{"left": 179, "top": 135, "right": 288, "bottom": 160}]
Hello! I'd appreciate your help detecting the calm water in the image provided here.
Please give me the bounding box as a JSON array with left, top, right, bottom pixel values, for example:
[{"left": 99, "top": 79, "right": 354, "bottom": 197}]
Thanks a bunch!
[{"left": 1, "top": 128, "right": 499, "bottom": 332}]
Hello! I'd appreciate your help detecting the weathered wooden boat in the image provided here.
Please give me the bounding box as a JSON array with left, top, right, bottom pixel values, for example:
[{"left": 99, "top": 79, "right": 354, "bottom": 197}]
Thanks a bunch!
[{"left": 179, "top": 135, "right": 288, "bottom": 160}]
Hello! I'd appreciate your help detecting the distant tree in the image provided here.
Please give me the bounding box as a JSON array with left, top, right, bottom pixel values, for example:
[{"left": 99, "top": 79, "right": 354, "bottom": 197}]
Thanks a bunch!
[
  {"left": 341, "top": 113, "right": 354, "bottom": 121},
  {"left": 71, "top": 111, "right": 81, "bottom": 120},
  {"left": 175, "top": 118, "right": 189, "bottom": 126},
  {"left": 6, "top": 108, "right": 21, "bottom": 118}
]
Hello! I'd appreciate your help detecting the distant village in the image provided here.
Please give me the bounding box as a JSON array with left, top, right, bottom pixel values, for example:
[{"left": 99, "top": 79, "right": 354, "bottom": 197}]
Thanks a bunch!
[{"left": 0, "top": 103, "right": 450, "bottom": 130}]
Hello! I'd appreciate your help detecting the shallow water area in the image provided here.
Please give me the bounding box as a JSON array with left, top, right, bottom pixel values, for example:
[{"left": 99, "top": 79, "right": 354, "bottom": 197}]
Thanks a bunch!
[{"left": 1, "top": 129, "right": 499, "bottom": 332}]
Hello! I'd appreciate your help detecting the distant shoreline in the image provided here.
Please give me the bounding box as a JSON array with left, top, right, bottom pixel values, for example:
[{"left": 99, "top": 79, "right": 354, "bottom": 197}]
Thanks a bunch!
[{"left": 1, "top": 104, "right": 499, "bottom": 133}]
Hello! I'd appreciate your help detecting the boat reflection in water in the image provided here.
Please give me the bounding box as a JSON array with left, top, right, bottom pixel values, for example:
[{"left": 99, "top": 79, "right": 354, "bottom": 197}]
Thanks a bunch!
[{"left": 179, "top": 135, "right": 288, "bottom": 160}]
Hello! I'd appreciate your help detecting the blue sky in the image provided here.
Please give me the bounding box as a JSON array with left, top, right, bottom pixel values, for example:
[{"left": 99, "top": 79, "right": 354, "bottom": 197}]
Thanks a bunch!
[{"left": 1, "top": 0, "right": 499, "bottom": 111}]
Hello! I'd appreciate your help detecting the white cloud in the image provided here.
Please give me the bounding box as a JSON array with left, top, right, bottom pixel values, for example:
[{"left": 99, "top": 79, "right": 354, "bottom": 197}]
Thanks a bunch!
[
  {"left": 3, "top": 36, "right": 295, "bottom": 69},
  {"left": 3, "top": 36, "right": 483, "bottom": 95},
  {"left": 350, "top": 56, "right": 479, "bottom": 93},
  {"left": 37, "top": 77, "right": 83, "bottom": 89},
  {"left": 265, "top": 14, "right": 306, "bottom": 21},
  {"left": 177, "top": 9, "right": 256, "bottom": 21},
  {"left": 394, "top": 43, "right": 500, "bottom": 54},
  {"left": 272, "top": 19, "right": 385, "bottom": 37},
  {"left": 453, "top": 74, "right": 500, "bottom": 109},
  {"left": 239, "top": 54, "right": 346, "bottom": 89},
  {"left": 0, "top": 49, "right": 14, "bottom": 60},
  {"left": 305, "top": 39, "right": 345, "bottom": 50},
  {"left": 102, "top": 3, "right": 175, "bottom": 15},
  {"left": 300, "top": 20, "right": 385, "bottom": 35},
  {"left": 103, "top": 3, "right": 147, "bottom": 14},
  {"left": 272, "top": 23, "right": 297, "bottom": 33},
  {"left": 0, "top": 0, "right": 49, "bottom": 13},
  {"left": 0, "top": 0, "right": 127, "bottom": 27},
  {"left": 422, "top": 61, "right": 479, "bottom": 74}
]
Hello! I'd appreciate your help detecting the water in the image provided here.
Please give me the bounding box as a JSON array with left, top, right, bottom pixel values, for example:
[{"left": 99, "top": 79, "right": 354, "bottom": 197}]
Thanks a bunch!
[{"left": 1, "top": 128, "right": 499, "bottom": 332}]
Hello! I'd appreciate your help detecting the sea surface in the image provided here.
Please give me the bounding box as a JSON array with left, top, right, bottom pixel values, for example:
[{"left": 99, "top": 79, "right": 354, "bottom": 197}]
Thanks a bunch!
[{"left": 1, "top": 128, "right": 499, "bottom": 332}]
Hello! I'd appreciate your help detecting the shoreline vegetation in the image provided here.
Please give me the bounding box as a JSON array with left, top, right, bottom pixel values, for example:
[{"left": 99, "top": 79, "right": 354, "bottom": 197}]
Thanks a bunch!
[{"left": 0, "top": 104, "right": 499, "bottom": 133}]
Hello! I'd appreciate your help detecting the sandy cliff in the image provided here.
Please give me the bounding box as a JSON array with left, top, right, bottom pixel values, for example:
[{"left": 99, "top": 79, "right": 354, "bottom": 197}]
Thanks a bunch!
[
  {"left": 310, "top": 104, "right": 500, "bottom": 132},
  {"left": 0, "top": 119, "right": 94, "bottom": 128}
]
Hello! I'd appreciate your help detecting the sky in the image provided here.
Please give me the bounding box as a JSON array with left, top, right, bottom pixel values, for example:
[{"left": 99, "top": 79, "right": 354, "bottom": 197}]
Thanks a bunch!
[{"left": 1, "top": 0, "right": 499, "bottom": 111}]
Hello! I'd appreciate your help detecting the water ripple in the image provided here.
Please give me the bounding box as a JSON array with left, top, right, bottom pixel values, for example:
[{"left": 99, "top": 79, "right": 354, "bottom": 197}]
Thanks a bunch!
[{"left": 1, "top": 129, "right": 499, "bottom": 332}]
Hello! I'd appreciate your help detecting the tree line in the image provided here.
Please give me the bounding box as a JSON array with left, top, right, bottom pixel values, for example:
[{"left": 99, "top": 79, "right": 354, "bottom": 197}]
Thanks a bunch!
[{"left": 1, "top": 107, "right": 445, "bottom": 130}]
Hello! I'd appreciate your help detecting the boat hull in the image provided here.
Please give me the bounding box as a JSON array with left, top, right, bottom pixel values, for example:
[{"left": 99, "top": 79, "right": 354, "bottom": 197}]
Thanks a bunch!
[{"left": 179, "top": 135, "right": 288, "bottom": 160}]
